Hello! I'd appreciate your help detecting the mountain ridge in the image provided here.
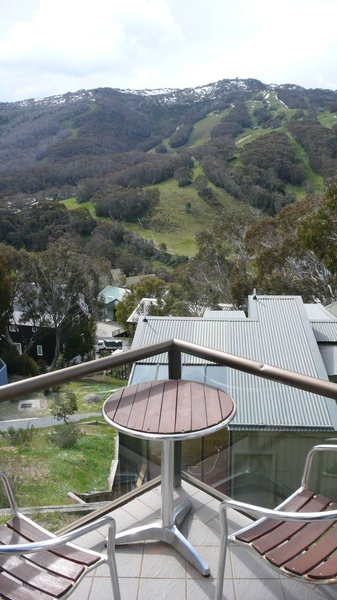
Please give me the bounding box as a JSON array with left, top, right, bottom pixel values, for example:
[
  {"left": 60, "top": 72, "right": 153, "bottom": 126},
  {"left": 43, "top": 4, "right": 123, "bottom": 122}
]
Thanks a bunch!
[{"left": 0, "top": 76, "right": 336, "bottom": 253}]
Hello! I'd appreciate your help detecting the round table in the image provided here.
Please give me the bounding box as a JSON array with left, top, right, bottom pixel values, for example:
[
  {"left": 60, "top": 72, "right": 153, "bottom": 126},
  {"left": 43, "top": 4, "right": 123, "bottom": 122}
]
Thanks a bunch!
[{"left": 103, "top": 379, "right": 236, "bottom": 576}]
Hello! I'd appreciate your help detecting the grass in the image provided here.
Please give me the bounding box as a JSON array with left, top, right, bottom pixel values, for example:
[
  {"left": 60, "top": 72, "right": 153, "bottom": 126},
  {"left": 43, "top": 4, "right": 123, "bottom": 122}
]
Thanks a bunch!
[
  {"left": 0, "top": 374, "right": 125, "bottom": 529},
  {"left": 318, "top": 111, "right": 337, "bottom": 128},
  {"left": 0, "top": 419, "right": 117, "bottom": 530},
  {"left": 62, "top": 171, "right": 237, "bottom": 257},
  {"left": 128, "top": 179, "right": 237, "bottom": 256},
  {"left": 0, "top": 374, "right": 126, "bottom": 420},
  {"left": 60, "top": 100, "right": 333, "bottom": 259}
]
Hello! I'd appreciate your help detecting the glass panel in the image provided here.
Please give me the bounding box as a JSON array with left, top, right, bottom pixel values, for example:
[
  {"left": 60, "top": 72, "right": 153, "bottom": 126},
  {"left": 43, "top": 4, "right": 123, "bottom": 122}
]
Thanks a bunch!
[
  {"left": 205, "top": 366, "right": 228, "bottom": 390},
  {"left": 182, "top": 365, "right": 205, "bottom": 383},
  {"left": 129, "top": 364, "right": 158, "bottom": 384},
  {"left": 0, "top": 342, "right": 336, "bottom": 526},
  {"left": 229, "top": 430, "right": 329, "bottom": 507},
  {"left": 157, "top": 365, "right": 169, "bottom": 380}
]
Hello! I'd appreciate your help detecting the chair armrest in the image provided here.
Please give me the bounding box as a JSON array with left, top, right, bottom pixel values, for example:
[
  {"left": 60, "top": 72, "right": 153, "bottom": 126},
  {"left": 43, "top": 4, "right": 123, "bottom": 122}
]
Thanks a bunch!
[
  {"left": 0, "top": 471, "right": 18, "bottom": 515},
  {"left": 0, "top": 514, "right": 116, "bottom": 556},
  {"left": 301, "top": 443, "right": 337, "bottom": 487},
  {"left": 221, "top": 497, "right": 337, "bottom": 523}
]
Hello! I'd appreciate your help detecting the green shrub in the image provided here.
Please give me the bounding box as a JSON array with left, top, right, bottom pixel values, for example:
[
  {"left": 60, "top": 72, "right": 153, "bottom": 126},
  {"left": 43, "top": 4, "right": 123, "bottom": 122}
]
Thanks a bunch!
[
  {"left": 0, "top": 424, "right": 37, "bottom": 448},
  {"left": 47, "top": 423, "right": 83, "bottom": 449},
  {"left": 50, "top": 391, "right": 78, "bottom": 423}
]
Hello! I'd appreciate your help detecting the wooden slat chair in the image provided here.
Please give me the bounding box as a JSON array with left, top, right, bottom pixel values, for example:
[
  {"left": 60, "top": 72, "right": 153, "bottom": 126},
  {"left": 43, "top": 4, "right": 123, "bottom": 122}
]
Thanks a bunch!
[
  {"left": 0, "top": 471, "right": 121, "bottom": 600},
  {"left": 216, "top": 444, "right": 337, "bottom": 600}
]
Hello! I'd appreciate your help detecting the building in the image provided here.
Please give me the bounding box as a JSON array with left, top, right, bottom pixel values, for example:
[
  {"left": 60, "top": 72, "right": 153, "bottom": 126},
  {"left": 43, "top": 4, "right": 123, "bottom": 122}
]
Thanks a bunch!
[
  {"left": 126, "top": 294, "right": 337, "bottom": 506},
  {"left": 98, "top": 286, "right": 127, "bottom": 322}
]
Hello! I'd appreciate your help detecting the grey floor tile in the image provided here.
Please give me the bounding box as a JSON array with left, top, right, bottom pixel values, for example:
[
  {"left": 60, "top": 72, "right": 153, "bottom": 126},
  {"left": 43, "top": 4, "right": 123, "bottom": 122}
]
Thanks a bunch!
[{"left": 138, "top": 577, "right": 186, "bottom": 600}]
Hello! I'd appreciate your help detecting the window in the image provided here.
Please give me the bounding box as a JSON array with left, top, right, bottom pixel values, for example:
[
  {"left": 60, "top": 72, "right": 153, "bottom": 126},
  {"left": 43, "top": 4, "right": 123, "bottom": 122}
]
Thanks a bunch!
[
  {"left": 36, "top": 345, "right": 43, "bottom": 356},
  {"left": 9, "top": 325, "right": 18, "bottom": 332}
]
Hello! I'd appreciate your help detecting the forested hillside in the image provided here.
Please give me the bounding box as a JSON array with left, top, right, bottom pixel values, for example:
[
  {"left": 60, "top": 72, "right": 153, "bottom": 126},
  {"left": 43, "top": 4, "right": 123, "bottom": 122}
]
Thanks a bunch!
[
  {"left": 1, "top": 79, "right": 337, "bottom": 214},
  {"left": 1, "top": 78, "right": 337, "bottom": 373}
]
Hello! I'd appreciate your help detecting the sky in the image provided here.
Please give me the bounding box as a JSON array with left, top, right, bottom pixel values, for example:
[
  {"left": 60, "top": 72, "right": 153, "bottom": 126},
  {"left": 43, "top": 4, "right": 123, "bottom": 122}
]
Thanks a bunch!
[{"left": 0, "top": 0, "right": 337, "bottom": 103}]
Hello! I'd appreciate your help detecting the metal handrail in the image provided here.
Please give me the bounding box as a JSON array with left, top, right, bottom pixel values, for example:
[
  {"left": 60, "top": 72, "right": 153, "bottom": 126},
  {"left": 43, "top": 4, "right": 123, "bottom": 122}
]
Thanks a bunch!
[{"left": 1, "top": 338, "right": 337, "bottom": 402}]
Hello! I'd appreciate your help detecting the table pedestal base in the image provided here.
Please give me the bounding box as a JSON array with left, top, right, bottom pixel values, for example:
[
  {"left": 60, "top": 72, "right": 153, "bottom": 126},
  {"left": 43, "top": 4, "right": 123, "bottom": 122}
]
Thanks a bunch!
[{"left": 115, "top": 499, "right": 210, "bottom": 576}]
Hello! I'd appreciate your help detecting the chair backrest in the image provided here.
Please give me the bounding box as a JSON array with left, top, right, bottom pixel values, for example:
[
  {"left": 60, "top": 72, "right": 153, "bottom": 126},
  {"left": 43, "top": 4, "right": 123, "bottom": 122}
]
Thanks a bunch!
[
  {"left": 0, "top": 472, "right": 121, "bottom": 599},
  {"left": 215, "top": 444, "right": 337, "bottom": 600}
]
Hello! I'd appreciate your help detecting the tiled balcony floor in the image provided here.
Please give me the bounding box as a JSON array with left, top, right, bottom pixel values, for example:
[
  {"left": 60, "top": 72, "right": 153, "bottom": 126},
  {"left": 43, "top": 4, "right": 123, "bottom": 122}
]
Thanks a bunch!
[{"left": 70, "top": 481, "right": 337, "bottom": 600}]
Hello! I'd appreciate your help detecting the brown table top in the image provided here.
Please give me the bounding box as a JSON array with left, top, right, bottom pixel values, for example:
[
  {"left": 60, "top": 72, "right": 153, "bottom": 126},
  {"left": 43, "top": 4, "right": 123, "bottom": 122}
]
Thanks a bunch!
[{"left": 102, "top": 379, "right": 236, "bottom": 440}]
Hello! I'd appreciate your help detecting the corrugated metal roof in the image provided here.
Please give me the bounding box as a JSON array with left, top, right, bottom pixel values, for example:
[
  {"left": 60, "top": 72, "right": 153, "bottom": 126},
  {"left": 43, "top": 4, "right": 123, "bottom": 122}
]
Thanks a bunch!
[
  {"left": 127, "top": 298, "right": 157, "bottom": 324},
  {"left": 319, "top": 344, "right": 337, "bottom": 376},
  {"left": 304, "top": 302, "right": 337, "bottom": 342},
  {"left": 203, "top": 310, "right": 246, "bottom": 319},
  {"left": 310, "top": 322, "right": 337, "bottom": 342},
  {"left": 304, "top": 303, "right": 337, "bottom": 320},
  {"left": 99, "top": 286, "right": 126, "bottom": 304},
  {"left": 131, "top": 296, "right": 337, "bottom": 431}
]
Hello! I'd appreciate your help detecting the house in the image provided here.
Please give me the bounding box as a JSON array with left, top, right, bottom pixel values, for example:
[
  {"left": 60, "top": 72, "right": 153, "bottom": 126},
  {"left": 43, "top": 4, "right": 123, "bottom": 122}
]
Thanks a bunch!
[
  {"left": 7, "top": 296, "right": 93, "bottom": 366},
  {"left": 0, "top": 358, "right": 8, "bottom": 386},
  {"left": 126, "top": 294, "right": 337, "bottom": 506},
  {"left": 305, "top": 301, "right": 337, "bottom": 380},
  {"left": 126, "top": 298, "right": 158, "bottom": 336},
  {"left": 8, "top": 307, "right": 56, "bottom": 364},
  {"left": 98, "top": 286, "right": 127, "bottom": 322}
]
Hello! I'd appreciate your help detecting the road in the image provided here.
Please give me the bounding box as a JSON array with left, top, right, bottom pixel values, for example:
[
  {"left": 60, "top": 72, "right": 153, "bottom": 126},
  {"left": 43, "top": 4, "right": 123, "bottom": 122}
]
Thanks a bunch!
[{"left": 0, "top": 413, "right": 102, "bottom": 431}]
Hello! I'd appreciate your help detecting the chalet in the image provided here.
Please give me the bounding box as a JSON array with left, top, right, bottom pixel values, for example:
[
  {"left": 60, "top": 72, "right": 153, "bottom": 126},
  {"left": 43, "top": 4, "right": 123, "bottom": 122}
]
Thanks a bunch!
[
  {"left": 127, "top": 294, "right": 337, "bottom": 506},
  {"left": 98, "top": 286, "right": 127, "bottom": 322}
]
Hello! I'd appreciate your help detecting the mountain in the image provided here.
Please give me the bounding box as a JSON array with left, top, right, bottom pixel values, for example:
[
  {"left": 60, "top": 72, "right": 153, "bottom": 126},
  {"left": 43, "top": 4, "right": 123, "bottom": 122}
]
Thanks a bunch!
[{"left": 0, "top": 77, "right": 337, "bottom": 254}]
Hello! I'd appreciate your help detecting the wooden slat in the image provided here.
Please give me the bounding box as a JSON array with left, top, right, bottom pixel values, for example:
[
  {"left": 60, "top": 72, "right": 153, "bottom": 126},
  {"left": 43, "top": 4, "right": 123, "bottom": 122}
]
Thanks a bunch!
[
  {"left": 0, "top": 555, "right": 73, "bottom": 597},
  {"left": 0, "top": 525, "right": 84, "bottom": 580},
  {"left": 158, "top": 380, "right": 178, "bottom": 434},
  {"left": 205, "top": 386, "right": 222, "bottom": 426},
  {"left": 191, "top": 381, "right": 207, "bottom": 431},
  {"left": 252, "top": 494, "right": 332, "bottom": 555},
  {"left": 103, "top": 387, "right": 124, "bottom": 421},
  {"left": 218, "top": 389, "right": 235, "bottom": 422},
  {"left": 175, "top": 380, "right": 192, "bottom": 433},
  {"left": 236, "top": 490, "right": 315, "bottom": 543},
  {"left": 284, "top": 522, "right": 337, "bottom": 577},
  {"left": 0, "top": 571, "right": 53, "bottom": 600},
  {"left": 142, "top": 381, "right": 165, "bottom": 433},
  {"left": 126, "top": 381, "right": 151, "bottom": 431},
  {"left": 307, "top": 546, "right": 337, "bottom": 580},
  {"left": 104, "top": 379, "right": 235, "bottom": 436},
  {"left": 112, "top": 386, "right": 137, "bottom": 428},
  {"left": 266, "top": 519, "right": 335, "bottom": 567},
  {"left": 7, "top": 516, "right": 99, "bottom": 566}
]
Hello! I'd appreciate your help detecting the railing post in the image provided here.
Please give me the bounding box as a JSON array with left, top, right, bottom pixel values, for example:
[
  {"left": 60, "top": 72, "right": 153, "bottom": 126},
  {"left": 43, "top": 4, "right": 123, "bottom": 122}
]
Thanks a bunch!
[{"left": 168, "top": 348, "right": 182, "bottom": 489}]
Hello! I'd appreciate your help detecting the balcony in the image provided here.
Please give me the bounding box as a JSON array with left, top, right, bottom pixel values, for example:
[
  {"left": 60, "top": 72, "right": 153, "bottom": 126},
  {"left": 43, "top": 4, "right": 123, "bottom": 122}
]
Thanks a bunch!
[{"left": 0, "top": 339, "right": 337, "bottom": 599}]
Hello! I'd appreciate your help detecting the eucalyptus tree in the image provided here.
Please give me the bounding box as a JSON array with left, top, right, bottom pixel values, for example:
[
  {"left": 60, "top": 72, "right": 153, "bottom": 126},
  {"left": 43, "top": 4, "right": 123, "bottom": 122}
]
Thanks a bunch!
[
  {"left": 14, "top": 240, "right": 110, "bottom": 368},
  {"left": 186, "top": 203, "right": 258, "bottom": 308},
  {"left": 0, "top": 252, "right": 12, "bottom": 336},
  {"left": 245, "top": 192, "right": 337, "bottom": 303}
]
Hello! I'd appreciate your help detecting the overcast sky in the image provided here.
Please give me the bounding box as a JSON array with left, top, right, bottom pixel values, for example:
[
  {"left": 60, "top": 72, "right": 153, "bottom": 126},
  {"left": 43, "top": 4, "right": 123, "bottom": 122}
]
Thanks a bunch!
[{"left": 1, "top": 0, "right": 336, "bottom": 103}]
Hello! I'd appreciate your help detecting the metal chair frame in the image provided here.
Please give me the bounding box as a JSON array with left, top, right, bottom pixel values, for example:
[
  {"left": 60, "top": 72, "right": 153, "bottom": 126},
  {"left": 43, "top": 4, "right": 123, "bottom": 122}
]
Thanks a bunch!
[
  {"left": 0, "top": 471, "right": 121, "bottom": 599},
  {"left": 216, "top": 444, "right": 337, "bottom": 600}
]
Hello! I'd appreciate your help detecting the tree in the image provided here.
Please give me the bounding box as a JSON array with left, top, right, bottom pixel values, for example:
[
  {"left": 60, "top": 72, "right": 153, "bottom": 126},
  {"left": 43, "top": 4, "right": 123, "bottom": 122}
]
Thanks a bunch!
[
  {"left": 14, "top": 241, "right": 109, "bottom": 369},
  {"left": 186, "top": 204, "right": 258, "bottom": 308},
  {"left": 0, "top": 252, "right": 12, "bottom": 335},
  {"left": 50, "top": 391, "right": 78, "bottom": 424},
  {"left": 115, "top": 275, "right": 191, "bottom": 333},
  {"left": 244, "top": 195, "right": 337, "bottom": 303},
  {"left": 174, "top": 167, "right": 193, "bottom": 187},
  {"left": 299, "top": 178, "right": 337, "bottom": 276}
]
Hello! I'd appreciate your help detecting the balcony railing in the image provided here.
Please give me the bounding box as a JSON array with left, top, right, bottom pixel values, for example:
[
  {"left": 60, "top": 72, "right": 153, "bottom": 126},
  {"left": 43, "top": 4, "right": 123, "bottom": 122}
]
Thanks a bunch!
[{"left": 1, "top": 338, "right": 337, "bottom": 529}]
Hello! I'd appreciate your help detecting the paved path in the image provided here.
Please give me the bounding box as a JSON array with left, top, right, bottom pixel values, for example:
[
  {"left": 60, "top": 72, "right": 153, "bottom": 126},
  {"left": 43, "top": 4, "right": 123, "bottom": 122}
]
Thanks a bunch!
[{"left": 0, "top": 413, "right": 102, "bottom": 431}]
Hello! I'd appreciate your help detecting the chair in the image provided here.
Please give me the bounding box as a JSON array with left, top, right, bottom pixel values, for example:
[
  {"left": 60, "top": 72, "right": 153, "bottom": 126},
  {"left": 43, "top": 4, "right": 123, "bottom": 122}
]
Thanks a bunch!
[
  {"left": 216, "top": 444, "right": 337, "bottom": 600},
  {"left": 0, "top": 471, "right": 121, "bottom": 599}
]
